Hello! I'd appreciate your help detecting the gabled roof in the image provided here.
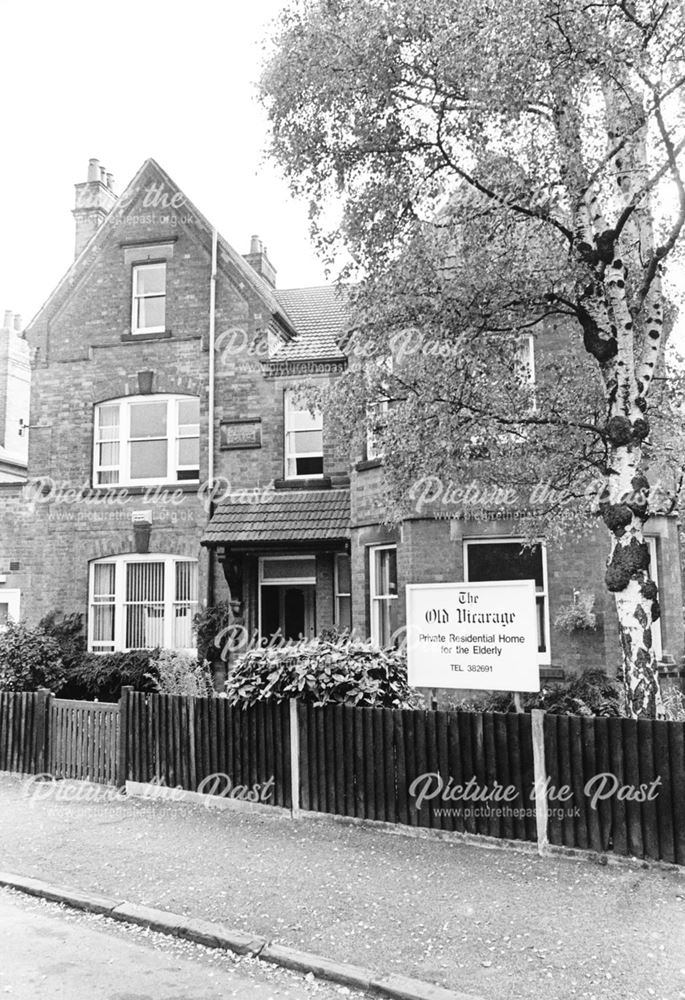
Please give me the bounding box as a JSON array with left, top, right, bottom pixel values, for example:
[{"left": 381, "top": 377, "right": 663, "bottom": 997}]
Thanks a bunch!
[
  {"left": 272, "top": 286, "right": 350, "bottom": 361},
  {"left": 25, "top": 158, "right": 296, "bottom": 337},
  {"left": 202, "top": 489, "right": 350, "bottom": 548},
  {"left": 25, "top": 158, "right": 356, "bottom": 360}
]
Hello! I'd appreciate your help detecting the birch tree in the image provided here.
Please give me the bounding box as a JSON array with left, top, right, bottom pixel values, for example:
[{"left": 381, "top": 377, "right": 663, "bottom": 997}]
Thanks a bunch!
[{"left": 261, "top": 0, "right": 685, "bottom": 717}]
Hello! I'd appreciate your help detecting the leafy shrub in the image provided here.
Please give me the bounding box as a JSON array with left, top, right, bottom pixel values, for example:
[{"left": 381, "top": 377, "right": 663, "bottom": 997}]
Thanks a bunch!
[
  {"left": 65, "top": 650, "right": 158, "bottom": 702},
  {"left": 38, "top": 611, "right": 87, "bottom": 673},
  {"left": 225, "top": 636, "right": 420, "bottom": 708},
  {"left": 148, "top": 649, "right": 214, "bottom": 697},
  {"left": 662, "top": 686, "right": 685, "bottom": 722},
  {"left": 193, "top": 602, "right": 231, "bottom": 663},
  {"left": 0, "top": 620, "right": 65, "bottom": 692},
  {"left": 553, "top": 591, "right": 597, "bottom": 634},
  {"left": 472, "top": 668, "right": 624, "bottom": 716}
]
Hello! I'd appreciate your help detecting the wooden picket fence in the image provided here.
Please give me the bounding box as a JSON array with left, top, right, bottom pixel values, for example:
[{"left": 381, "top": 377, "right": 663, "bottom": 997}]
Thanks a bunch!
[{"left": 1, "top": 687, "right": 684, "bottom": 866}]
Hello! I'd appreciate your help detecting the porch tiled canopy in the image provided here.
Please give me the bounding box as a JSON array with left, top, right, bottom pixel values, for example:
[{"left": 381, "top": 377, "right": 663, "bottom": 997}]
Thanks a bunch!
[{"left": 201, "top": 488, "right": 351, "bottom": 550}]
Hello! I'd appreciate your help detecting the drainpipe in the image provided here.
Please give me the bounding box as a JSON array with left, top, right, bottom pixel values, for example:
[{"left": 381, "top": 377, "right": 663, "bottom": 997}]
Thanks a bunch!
[{"left": 206, "top": 227, "right": 218, "bottom": 609}]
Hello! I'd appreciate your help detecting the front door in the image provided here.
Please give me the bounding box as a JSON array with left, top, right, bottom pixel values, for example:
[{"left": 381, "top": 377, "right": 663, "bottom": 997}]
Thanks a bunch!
[
  {"left": 261, "top": 584, "right": 316, "bottom": 641},
  {"left": 259, "top": 556, "right": 317, "bottom": 642}
]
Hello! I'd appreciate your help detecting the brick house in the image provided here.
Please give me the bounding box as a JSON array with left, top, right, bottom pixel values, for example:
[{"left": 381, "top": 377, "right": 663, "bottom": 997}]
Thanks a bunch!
[
  {"left": 0, "top": 157, "right": 682, "bottom": 684},
  {"left": 0, "top": 310, "right": 29, "bottom": 484}
]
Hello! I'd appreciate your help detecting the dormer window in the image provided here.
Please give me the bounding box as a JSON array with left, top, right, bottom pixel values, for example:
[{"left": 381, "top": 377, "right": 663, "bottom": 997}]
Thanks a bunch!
[{"left": 132, "top": 262, "right": 166, "bottom": 334}]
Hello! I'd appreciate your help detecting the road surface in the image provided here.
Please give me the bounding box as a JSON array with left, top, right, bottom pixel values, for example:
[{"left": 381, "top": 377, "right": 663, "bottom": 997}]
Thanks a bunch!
[{"left": 0, "top": 889, "right": 366, "bottom": 999}]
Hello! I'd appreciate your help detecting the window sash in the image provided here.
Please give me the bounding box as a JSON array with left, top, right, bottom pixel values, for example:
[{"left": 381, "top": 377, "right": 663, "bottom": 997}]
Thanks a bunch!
[
  {"left": 132, "top": 263, "right": 166, "bottom": 334},
  {"left": 369, "top": 545, "right": 398, "bottom": 647},
  {"left": 366, "top": 399, "right": 389, "bottom": 461},
  {"left": 88, "top": 555, "right": 198, "bottom": 652},
  {"left": 93, "top": 395, "right": 200, "bottom": 487},
  {"left": 284, "top": 389, "right": 324, "bottom": 478},
  {"left": 645, "top": 536, "right": 663, "bottom": 660},
  {"left": 334, "top": 554, "right": 352, "bottom": 630}
]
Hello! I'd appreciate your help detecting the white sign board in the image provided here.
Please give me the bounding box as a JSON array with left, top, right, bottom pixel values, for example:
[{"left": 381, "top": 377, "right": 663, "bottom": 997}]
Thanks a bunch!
[{"left": 406, "top": 581, "right": 540, "bottom": 692}]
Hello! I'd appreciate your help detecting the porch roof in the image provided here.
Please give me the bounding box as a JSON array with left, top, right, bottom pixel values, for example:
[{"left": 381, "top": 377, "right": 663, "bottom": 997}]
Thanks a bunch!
[{"left": 201, "top": 488, "right": 351, "bottom": 548}]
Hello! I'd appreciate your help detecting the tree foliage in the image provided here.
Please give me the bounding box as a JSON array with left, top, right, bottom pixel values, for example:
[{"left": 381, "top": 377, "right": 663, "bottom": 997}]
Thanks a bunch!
[{"left": 262, "top": 0, "right": 685, "bottom": 717}]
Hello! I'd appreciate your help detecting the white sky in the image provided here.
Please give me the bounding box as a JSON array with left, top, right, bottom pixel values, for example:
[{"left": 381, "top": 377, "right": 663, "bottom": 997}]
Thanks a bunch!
[
  {"left": 0, "top": 0, "right": 329, "bottom": 326},
  {"left": 0, "top": 0, "right": 682, "bottom": 348}
]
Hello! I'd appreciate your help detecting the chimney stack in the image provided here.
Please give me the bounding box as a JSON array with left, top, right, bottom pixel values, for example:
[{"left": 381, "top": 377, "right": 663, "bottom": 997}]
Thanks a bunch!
[
  {"left": 243, "top": 234, "right": 277, "bottom": 288},
  {"left": 72, "top": 158, "right": 118, "bottom": 258}
]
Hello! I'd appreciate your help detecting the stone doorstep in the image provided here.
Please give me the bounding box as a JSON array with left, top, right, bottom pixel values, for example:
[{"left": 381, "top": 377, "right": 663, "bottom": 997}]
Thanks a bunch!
[{"left": 0, "top": 872, "right": 486, "bottom": 1000}]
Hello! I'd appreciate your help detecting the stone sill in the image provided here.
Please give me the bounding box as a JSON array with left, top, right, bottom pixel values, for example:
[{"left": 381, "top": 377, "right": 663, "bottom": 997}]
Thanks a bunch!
[
  {"left": 120, "top": 330, "right": 172, "bottom": 343},
  {"left": 274, "top": 477, "right": 332, "bottom": 491}
]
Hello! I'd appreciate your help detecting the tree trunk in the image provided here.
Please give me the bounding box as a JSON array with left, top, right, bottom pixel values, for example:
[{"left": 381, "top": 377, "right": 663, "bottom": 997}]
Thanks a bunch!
[{"left": 603, "top": 442, "right": 663, "bottom": 719}]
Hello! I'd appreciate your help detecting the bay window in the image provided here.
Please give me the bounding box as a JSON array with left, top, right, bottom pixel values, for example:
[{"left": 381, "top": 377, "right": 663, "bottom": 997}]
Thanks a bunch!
[
  {"left": 464, "top": 538, "right": 549, "bottom": 663},
  {"left": 88, "top": 554, "right": 198, "bottom": 652},
  {"left": 94, "top": 394, "right": 199, "bottom": 486}
]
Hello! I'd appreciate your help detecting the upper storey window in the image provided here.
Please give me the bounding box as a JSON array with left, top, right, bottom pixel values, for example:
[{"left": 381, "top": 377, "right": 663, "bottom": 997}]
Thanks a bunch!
[
  {"left": 132, "top": 262, "right": 166, "bottom": 334},
  {"left": 284, "top": 389, "right": 324, "bottom": 478},
  {"left": 94, "top": 394, "right": 199, "bottom": 487}
]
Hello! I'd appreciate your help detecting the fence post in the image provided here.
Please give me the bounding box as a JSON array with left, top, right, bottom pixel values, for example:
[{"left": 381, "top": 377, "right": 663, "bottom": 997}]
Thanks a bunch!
[
  {"left": 34, "top": 688, "right": 52, "bottom": 775},
  {"left": 289, "top": 699, "right": 300, "bottom": 818},
  {"left": 531, "top": 709, "right": 549, "bottom": 856},
  {"left": 117, "top": 686, "right": 133, "bottom": 790}
]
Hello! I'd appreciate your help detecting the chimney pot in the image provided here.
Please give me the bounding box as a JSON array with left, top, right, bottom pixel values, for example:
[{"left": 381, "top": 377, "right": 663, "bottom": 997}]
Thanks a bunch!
[
  {"left": 87, "top": 158, "right": 100, "bottom": 182},
  {"left": 3, "top": 310, "right": 12, "bottom": 329},
  {"left": 250, "top": 235, "right": 262, "bottom": 255},
  {"left": 106, "top": 172, "right": 115, "bottom": 191},
  {"left": 99, "top": 166, "right": 107, "bottom": 183},
  {"left": 13, "top": 314, "right": 22, "bottom": 332}
]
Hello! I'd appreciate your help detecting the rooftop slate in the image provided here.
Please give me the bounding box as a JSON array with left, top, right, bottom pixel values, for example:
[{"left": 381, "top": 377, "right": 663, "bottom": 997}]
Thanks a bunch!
[
  {"left": 202, "top": 488, "right": 351, "bottom": 546},
  {"left": 271, "top": 286, "right": 350, "bottom": 361}
]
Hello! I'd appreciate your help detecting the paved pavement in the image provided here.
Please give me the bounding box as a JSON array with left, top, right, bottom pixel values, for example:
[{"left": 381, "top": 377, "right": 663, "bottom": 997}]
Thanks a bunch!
[
  {"left": 1, "top": 774, "right": 684, "bottom": 999},
  {"left": 0, "top": 889, "right": 367, "bottom": 999}
]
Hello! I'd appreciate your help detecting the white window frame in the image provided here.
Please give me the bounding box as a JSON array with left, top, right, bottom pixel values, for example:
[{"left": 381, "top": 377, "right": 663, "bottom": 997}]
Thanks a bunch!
[
  {"left": 463, "top": 537, "right": 550, "bottom": 665},
  {"left": 369, "top": 544, "right": 398, "bottom": 647},
  {"left": 0, "top": 589, "right": 21, "bottom": 632},
  {"left": 284, "top": 389, "right": 324, "bottom": 479},
  {"left": 366, "top": 399, "right": 389, "bottom": 462},
  {"left": 514, "top": 333, "right": 536, "bottom": 384},
  {"left": 645, "top": 535, "right": 663, "bottom": 660},
  {"left": 514, "top": 333, "right": 537, "bottom": 413},
  {"left": 334, "top": 553, "right": 352, "bottom": 630},
  {"left": 131, "top": 262, "right": 166, "bottom": 334},
  {"left": 93, "top": 394, "right": 200, "bottom": 487},
  {"left": 88, "top": 554, "right": 198, "bottom": 653}
]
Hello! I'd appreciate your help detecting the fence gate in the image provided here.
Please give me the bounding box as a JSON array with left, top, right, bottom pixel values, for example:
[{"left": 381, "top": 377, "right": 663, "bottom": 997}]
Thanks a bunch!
[{"left": 49, "top": 699, "right": 120, "bottom": 785}]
